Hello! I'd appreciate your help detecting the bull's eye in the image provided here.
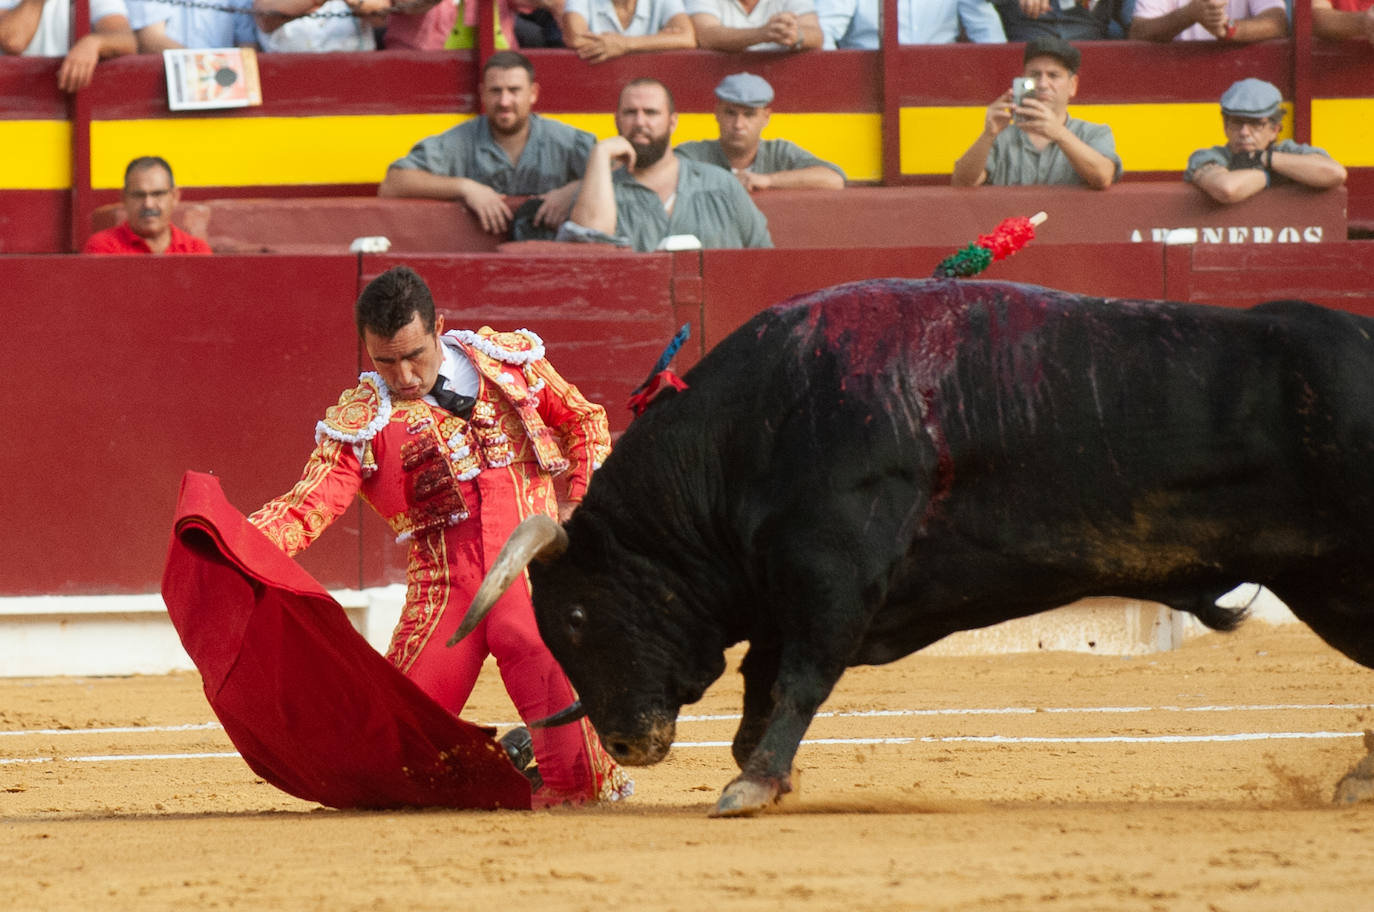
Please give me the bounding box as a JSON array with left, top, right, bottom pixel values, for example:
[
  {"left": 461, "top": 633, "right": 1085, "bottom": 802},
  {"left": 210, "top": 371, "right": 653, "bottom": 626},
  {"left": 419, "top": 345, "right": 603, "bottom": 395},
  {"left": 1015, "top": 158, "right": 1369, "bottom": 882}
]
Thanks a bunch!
[{"left": 567, "top": 605, "right": 587, "bottom": 645}]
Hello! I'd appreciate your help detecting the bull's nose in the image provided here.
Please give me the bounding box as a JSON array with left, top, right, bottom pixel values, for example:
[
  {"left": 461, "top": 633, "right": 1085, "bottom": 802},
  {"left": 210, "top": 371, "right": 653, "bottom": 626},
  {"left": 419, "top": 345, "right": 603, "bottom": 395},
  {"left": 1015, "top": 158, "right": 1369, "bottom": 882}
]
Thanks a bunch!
[{"left": 599, "top": 728, "right": 672, "bottom": 766}]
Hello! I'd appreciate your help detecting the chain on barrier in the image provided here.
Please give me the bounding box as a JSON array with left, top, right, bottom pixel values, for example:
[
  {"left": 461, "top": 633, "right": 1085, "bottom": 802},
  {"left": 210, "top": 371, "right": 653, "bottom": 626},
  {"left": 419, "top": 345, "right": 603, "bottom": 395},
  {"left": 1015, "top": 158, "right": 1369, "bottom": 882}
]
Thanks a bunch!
[{"left": 149, "top": 0, "right": 366, "bottom": 19}]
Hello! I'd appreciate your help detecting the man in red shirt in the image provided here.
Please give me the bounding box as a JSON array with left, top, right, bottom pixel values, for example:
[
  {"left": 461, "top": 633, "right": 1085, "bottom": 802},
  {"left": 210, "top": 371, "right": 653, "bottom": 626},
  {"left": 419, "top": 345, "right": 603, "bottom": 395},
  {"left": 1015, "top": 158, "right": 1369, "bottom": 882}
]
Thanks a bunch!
[
  {"left": 1313, "top": 0, "right": 1374, "bottom": 42},
  {"left": 82, "top": 156, "right": 212, "bottom": 254}
]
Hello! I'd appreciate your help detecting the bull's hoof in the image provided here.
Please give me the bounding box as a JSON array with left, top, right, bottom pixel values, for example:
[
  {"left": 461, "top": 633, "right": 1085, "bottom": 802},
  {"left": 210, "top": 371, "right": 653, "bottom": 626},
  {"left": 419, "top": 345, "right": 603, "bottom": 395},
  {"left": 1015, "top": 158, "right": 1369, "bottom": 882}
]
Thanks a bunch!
[
  {"left": 711, "top": 778, "right": 780, "bottom": 817},
  {"left": 710, "top": 770, "right": 798, "bottom": 818},
  {"left": 1333, "top": 731, "right": 1374, "bottom": 805}
]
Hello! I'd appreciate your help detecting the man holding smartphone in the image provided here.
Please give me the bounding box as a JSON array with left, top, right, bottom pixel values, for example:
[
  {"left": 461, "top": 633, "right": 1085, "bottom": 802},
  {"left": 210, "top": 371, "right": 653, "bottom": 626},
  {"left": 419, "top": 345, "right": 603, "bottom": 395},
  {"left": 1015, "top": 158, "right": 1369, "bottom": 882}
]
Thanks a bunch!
[{"left": 952, "top": 36, "right": 1120, "bottom": 190}]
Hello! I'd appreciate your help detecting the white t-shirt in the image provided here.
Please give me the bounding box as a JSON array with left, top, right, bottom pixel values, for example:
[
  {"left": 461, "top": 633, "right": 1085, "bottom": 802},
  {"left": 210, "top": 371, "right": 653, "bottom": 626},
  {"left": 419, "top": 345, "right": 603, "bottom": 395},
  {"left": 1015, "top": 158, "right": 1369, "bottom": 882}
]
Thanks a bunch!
[
  {"left": 0, "top": 0, "right": 129, "bottom": 55},
  {"left": 1131, "top": 0, "right": 1285, "bottom": 40},
  {"left": 682, "top": 0, "right": 814, "bottom": 49},
  {"left": 257, "top": 0, "right": 376, "bottom": 51},
  {"left": 564, "top": 0, "right": 687, "bottom": 35}
]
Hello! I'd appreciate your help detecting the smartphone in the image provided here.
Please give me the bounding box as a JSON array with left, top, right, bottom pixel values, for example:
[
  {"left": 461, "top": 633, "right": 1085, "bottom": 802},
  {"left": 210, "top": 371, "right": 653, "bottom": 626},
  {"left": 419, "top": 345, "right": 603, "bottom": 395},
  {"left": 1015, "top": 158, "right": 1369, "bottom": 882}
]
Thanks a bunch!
[{"left": 1011, "top": 77, "right": 1036, "bottom": 122}]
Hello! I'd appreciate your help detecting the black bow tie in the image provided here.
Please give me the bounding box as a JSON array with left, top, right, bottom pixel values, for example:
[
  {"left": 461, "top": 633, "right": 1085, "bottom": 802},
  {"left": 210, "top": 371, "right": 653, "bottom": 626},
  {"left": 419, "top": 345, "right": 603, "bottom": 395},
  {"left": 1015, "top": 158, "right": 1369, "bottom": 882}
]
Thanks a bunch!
[{"left": 429, "top": 375, "right": 475, "bottom": 419}]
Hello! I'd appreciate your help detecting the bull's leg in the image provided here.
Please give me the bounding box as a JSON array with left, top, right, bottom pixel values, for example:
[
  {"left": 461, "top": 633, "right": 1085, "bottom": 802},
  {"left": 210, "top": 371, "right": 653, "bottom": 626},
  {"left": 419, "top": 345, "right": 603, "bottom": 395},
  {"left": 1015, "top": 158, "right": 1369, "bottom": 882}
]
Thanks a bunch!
[
  {"left": 713, "top": 648, "right": 845, "bottom": 817},
  {"left": 732, "top": 644, "right": 780, "bottom": 769},
  {"left": 1267, "top": 576, "right": 1374, "bottom": 804},
  {"left": 711, "top": 421, "right": 926, "bottom": 817}
]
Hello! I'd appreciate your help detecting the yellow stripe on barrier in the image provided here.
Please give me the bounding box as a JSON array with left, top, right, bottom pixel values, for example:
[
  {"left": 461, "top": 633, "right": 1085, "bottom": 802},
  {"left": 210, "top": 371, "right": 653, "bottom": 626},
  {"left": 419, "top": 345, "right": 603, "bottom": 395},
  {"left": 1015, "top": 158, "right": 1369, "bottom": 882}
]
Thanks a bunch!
[
  {"left": 91, "top": 114, "right": 473, "bottom": 188},
  {"left": 1312, "top": 99, "right": 1374, "bottom": 167},
  {"left": 0, "top": 121, "right": 73, "bottom": 189},
  {"left": 900, "top": 103, "right": 1295, "bottom": 176}
]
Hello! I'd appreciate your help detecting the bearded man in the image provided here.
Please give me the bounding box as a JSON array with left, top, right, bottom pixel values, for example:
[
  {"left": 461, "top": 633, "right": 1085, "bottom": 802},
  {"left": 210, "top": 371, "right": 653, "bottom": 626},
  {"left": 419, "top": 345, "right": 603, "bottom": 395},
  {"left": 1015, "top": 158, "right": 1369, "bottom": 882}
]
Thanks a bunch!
[
  {"left": 565, "top": 77, "right": 772, "bottom": 253},
  {"left": 378, "top": 51, "right": 594, "bottom": 235}
]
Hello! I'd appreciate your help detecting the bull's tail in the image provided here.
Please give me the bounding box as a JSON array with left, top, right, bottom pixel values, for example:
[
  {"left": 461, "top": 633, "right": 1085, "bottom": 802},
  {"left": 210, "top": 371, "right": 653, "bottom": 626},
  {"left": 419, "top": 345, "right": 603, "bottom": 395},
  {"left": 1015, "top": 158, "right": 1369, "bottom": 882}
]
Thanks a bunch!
[{"left": 1186, "top": 585, "right": 1258, "bottom": 632}]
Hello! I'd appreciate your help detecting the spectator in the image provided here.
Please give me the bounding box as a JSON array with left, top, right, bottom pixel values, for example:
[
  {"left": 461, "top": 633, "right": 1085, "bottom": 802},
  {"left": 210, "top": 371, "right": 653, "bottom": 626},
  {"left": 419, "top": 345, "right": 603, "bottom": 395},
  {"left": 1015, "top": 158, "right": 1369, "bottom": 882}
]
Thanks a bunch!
[
  {"left": 1129, "top": 0, "right": 1286, "bottom": 41},
  {"left": 253, "top": 0, "right": 383, "bottom": 50},
  {"left": 378, "top": 51, "right": 594, "bottom": 236},
  {"left": 384, "top": 0, "right": 520, "bottom": 49},
  {"left": 994, "top": 0, "right": 1131, "bottom": 40},
  {"left": 565, "top": 77, "right": 772, "bottom": 251},
  {"left": 514, "top": 1, "right": 565, "bottom": 46},
  {"left": 0, "top": 0, "right": 136, "bottom": 92},
  {"left": 562, "top": 0, "right": 696, "bottom": 61},
  {"left": 686, "top": 0, "right": 821, "bottom": 50},
  {"left": 126, "top": 0, "right": 258, "bottom": 49},
  {"left": 952, "top": 36, "right": 1120, "bottom": 190},
  {"left": 1184, "top": 78, "right": 1346, "bottom": 205},
  {"left": 1313, "top": 0, "right": 1374, "bottom": 41},
  {"left": 817, "top": 0, "right": 1005, "bottom": 47},
  {"left": 83, "top": 156, "right": 212, "bottom": 254},
  {"left": 675, "top": 72, "right": 845, "bottom": 190}
]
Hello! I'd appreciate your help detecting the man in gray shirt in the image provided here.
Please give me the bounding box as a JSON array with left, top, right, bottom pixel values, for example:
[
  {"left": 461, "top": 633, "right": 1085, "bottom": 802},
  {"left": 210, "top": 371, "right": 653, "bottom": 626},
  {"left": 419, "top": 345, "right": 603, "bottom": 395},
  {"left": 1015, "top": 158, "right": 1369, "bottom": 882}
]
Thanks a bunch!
[
  {"left": 566, "top": 77, "right": 772, "bottom": 253},
  {"left": 379, "top": 51, "right": 596, "bottom": 236},
  {"left": 675, "top": 72, "right": 845, "bottom": 192},
  {"left": 951, "top": 36, "right": 1120, "bottom": 191},
  {"left": 1185, "top": 78, "right": 1346, "bottom": 205}
]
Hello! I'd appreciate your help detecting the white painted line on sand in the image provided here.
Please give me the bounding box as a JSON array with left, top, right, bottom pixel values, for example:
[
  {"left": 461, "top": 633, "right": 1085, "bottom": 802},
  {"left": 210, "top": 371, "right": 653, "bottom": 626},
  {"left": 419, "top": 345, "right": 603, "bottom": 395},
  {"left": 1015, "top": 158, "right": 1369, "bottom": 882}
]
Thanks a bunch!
[
  {"left": 3, "top": 731, "right": 1364, "bottom": 766},
  {"left": 680, "top": 703, "right": 1374, "bottom": 724},
  {"left": 3, "top": 703, "right": 1370, "bottom": 741},
  {"left": 675, "top": 730, "right": 1367, "bottom": 748},
  {"left": 1, "top": 751, "right": 242, "bottom": 765},
  {"left": 0, "top": 722, "right": 223, "bottom": 738}
]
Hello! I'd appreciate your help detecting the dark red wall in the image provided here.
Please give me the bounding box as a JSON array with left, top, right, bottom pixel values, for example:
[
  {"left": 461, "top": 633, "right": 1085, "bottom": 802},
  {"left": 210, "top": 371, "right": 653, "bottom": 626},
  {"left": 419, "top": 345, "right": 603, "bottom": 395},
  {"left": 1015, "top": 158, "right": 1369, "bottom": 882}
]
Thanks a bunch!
[{"left": 3, "top": 256, "right": 363, "bottom": 594}]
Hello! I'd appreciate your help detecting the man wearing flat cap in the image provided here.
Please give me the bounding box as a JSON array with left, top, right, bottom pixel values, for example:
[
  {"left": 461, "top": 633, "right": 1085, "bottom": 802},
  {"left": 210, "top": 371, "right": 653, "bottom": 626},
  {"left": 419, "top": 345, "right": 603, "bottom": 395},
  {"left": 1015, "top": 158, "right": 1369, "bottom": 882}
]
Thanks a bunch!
[
  {"left": 952, "top": 36, "right": 1120, "bottom": 191},
  {"left": 676, "top": 73, "right": 846, "bottom": 192},
  {"left": 1185, "top": 78, "right": 1347, "bottom": 205}
]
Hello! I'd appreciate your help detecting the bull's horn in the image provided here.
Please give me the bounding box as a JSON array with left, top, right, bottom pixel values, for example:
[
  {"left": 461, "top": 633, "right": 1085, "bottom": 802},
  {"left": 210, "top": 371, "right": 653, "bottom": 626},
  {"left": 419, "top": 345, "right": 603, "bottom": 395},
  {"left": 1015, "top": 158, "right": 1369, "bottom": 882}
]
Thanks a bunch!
[
  {"left": 528, "top": 701, "right": 587, "bottom": 729},
  {"left": 446, "top": 514, "right": 568, "bottom": 647}
]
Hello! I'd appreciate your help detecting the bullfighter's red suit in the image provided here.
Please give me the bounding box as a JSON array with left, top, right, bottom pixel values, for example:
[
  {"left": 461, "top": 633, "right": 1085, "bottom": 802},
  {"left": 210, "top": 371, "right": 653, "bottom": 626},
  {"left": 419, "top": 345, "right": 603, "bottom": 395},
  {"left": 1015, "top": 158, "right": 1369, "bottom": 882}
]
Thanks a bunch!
[{"left": 249, "top": 327, "right": 630, "bottom": 805}]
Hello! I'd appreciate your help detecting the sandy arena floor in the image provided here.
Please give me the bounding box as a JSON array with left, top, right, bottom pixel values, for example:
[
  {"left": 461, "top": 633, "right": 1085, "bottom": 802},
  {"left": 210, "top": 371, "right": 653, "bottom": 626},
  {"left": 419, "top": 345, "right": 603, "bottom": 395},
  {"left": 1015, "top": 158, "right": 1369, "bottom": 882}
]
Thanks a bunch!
[{"left": 3, "top": 621, "right": 1374, "bottom": 911}]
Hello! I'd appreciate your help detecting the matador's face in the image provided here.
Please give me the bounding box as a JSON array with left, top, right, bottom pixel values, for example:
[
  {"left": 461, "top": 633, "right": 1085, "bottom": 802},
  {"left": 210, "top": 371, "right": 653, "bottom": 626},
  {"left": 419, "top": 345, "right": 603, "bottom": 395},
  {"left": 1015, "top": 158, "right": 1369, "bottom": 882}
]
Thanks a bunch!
[{"left": 363, "top": 312, "right": 446, "bottom": 400}]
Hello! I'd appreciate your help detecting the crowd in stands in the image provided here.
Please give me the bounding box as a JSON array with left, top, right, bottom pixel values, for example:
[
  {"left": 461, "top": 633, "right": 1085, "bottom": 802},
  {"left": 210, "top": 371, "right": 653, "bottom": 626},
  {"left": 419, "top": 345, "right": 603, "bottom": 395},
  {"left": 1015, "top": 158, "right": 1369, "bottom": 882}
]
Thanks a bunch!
[
  {"left": 6, "top": 0, "right": 1356, "bottom": 253},
  {"left": 6, "top": 0, "right": 1373, "bottom": 81}
]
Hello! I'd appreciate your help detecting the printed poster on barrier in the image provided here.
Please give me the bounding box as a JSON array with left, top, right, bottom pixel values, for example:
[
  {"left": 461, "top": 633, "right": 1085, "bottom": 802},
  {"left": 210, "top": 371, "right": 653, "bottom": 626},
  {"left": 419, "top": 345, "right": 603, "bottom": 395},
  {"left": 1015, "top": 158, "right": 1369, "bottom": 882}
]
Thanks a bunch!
[{"left": 164, "top": 48, "right": 263, "bottom": 112}]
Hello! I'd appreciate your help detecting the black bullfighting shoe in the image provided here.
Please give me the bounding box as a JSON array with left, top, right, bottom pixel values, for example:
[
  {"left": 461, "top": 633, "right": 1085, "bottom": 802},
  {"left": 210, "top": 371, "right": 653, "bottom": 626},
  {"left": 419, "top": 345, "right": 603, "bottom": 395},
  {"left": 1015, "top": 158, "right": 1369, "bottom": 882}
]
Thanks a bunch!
[
  {"left": 498, "top": 725, "right": 543, "bottom": 789},
  {"left": 499, "top": 726, "right": 534, "bottom": 770}
]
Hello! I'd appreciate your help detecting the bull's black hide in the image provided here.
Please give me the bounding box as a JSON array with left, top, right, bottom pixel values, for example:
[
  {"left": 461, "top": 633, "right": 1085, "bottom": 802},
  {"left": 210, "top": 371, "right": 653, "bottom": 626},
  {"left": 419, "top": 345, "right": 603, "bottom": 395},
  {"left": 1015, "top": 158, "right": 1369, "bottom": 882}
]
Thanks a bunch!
[{"left": 529, "top": 278, "right": 1374, "bottom": 815}]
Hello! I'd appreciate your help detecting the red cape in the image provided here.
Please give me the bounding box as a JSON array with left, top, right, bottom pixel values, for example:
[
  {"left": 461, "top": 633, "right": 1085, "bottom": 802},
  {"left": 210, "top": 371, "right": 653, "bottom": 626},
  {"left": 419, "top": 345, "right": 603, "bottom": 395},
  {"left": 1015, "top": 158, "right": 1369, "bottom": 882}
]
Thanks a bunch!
[{"left": 161, "top": 471, "right": 532, "bottom": 810}]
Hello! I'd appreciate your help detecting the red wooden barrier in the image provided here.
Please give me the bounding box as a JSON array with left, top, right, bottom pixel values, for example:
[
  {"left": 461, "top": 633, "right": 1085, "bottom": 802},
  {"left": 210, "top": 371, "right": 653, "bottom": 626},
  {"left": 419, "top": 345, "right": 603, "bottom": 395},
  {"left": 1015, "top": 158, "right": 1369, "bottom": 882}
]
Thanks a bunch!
[
  {"left": 2, "top": 256, "right": 362, "bottom": 594},
  {"left": 7, "top": 241, "right": 1374, "bottom": 596}
]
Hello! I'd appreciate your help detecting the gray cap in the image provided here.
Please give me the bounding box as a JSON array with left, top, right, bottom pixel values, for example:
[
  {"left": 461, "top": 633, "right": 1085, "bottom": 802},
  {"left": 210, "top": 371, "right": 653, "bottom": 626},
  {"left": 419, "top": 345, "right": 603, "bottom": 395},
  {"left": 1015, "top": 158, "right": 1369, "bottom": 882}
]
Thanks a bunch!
[
  {"left": 1023, "top": 36, "right": 1080, "bottom": 74},
  {"left": 715, "top": 72, "right": 774, "bottom": 108},
  {"left": 1220, "top": 78, "right": 1282, "bottom": 119}
]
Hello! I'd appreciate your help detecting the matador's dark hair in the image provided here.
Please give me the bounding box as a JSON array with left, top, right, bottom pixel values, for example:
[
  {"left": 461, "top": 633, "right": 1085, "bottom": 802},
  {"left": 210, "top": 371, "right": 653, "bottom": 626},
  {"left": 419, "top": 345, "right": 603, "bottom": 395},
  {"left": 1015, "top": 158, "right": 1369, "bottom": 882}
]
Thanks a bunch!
[{"left": 354, "top": 265, "right": 437, "bottom": 338}]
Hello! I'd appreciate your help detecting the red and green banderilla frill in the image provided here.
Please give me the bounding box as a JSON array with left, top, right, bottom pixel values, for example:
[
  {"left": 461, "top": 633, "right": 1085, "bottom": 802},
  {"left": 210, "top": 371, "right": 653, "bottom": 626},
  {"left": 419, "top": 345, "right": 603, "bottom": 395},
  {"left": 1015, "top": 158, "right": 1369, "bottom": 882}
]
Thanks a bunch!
[{"left": 932, "top": 211, "right": 1048, "bottom": 278}]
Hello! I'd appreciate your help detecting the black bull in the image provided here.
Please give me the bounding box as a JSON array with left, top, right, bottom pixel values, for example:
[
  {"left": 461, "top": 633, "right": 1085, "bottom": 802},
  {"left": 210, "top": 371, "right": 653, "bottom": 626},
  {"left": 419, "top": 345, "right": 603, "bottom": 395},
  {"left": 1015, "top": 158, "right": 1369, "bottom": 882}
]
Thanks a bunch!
[{"left": 455, "top": 278, "right": 1374, "bottom": 816}]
